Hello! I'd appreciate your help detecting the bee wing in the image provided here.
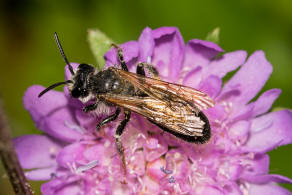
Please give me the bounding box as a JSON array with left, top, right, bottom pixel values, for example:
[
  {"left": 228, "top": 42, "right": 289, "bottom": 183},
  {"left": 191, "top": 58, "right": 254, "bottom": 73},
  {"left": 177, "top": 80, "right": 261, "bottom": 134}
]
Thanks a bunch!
[
  {"left": 112, "top": 68, "right": 215, "bottom": 110},
  {"left": 99, "top": 93, "right": 205, "bottom": 137}
]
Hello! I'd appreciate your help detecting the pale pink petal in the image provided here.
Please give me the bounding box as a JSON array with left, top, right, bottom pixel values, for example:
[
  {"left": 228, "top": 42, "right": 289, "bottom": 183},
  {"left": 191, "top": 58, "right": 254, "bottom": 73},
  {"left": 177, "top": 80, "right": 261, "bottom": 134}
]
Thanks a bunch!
[
  {"left": 183, "top": 39, "right": 223, "bottom": 71},
  {"left": 203, "top": 50, "right": 247, "bottom": 79},
  {"left": 56, "top": 142, "right": 87, "bottom": 168},
  {"left": 23, "top": 85, "right": 82, "bottom": 142},
  {"left": 198, "top": 75, "right": 222, "bottom": 98},
  {"left": 143, "top": 136, "right": 168, "bottom": 162},
  {"left": 151, "top": 27, "right": 184, "bottom": 80},
  {"left": 219, "top": 51, "right": 273, "bottom": 105},
  {"left": 243, "top": 110, "right": 292, "bottom": 153},
  {"left": 251, "top": 89, "right": 281, "bottom": 117},
  {"left": 228, "top": 120, "right": 250, "bottom": 140},
  {"left": 243, "top": 174, "right": 292, "bottom": 184},
  {"left": 41, "top": 176, "right": 81, "bottom": 195},
  {"left": 248, "top": 183, "right": 292, "bottom": 195},
  {"left": 200, "top": 185, "right": 224, "bottom": 195},
  {"left": 182, "top": 66, "right": 202, "bottom": 88},
  {"left": 138, "top": 27, "right": 154, "bottom": 62},
  {"left": 240, "top": 154, "right": 270, "bottom": 177},
  {"left": 25, "top": 167, "right": 56, "bottom": 181},
  {"left": 14, "top": 135, "right": 62, "bottom": 169}
]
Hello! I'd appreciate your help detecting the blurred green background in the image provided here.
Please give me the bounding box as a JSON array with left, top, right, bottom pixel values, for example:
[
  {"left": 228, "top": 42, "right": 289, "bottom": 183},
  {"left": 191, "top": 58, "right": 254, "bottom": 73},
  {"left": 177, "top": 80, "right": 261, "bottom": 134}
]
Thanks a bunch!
[{"left": 1, "top": 0, "right": 292, "bottom": 194}]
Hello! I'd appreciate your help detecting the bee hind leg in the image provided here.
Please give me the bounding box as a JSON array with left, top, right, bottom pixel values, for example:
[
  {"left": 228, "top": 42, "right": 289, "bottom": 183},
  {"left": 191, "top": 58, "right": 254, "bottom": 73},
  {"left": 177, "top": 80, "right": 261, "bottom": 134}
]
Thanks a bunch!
[
  {"left": 111, "top": 43, "right": 128, "bottom": 71},
  {"left": 96, "top": 108, "right": 121, "bottom": 131},
  {"left": 115, "top": 110, "right": 131, "bottom": 177},
  {"left": 137, "top": 62, "right": 160, "bottom": 80}
]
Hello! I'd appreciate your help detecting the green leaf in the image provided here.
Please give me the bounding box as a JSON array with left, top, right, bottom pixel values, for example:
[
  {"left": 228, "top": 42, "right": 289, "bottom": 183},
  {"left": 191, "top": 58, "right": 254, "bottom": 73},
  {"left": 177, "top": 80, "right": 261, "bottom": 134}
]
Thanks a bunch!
[
  {"left": 88, "top": 29, "right": 113, "bottom": 70},
  {"left": 271, "top": 107, "right": 287, "bottom": 112},
  {"left": 206, "top": 27, "right": 220, "bottom": 44}
]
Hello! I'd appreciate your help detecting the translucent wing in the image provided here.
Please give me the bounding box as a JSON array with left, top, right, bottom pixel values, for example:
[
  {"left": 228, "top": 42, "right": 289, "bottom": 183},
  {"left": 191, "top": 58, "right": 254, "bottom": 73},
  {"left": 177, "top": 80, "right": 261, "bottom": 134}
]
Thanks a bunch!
[
  {"left": 99, "top": 68, "right": 215, "bottom": 137},
  {"left": 99, "top": 94, "right": 205, "bottom": 137},
  {"left": 111, "top": 67, "right": 215, "bottom": 110}
]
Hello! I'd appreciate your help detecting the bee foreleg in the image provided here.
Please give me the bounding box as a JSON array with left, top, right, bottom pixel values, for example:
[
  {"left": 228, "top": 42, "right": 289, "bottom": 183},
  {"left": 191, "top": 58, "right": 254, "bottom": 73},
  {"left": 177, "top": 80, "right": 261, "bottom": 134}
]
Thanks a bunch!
[
  {"left": 112, "top": 43, "right": 128, "bottom": 71},
  {"left": 96, "top": 108, "right": 121, "bottom": 131},
  {"left": 137, "top": 62, "right": 160, "bottom": 80},
  {"left": 115, "top": 110, "right": 131, "bottom": 175},
  {"left": 82, "top": 102, "right": 98, "bottom": 113}
]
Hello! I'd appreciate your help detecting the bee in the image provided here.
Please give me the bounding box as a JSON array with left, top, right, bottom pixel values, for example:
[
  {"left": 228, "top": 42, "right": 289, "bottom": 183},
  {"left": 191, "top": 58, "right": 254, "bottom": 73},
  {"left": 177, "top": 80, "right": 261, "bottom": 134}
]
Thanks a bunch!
[{"left": 39, "top": 33, "right": 215, "bottom": 173}]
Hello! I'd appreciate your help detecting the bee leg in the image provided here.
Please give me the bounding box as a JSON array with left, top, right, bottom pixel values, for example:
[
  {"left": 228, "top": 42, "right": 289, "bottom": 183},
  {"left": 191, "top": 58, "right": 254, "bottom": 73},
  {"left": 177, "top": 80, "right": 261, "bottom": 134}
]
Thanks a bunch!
[
  {"left": 137, "top": 62, "right": 160, "bottom": 80},
  {"left": 136, "top": 63, "right": 146, "bottom": 76},
  {"left": 82, "top": 102, "right": 98, "bottom": 113},
  {"left": 96, "top": 108, "right": 121, "bottom": 131},
  {"left": 115, "top": 110, "right": 131, "bottom": 176},
  {"left": 111, "top": 43, "right": 128, "bottom": 71}
]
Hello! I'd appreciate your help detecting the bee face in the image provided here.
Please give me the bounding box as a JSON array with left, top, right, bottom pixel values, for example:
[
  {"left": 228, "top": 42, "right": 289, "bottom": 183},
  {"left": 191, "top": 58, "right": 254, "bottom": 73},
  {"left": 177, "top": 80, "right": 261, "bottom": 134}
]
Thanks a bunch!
[
  {"left": 71, "top": 86, "right": 88, "bottom": 98},
  {"left": 70, "top": 63, "right": 95, "bottom": 98}
]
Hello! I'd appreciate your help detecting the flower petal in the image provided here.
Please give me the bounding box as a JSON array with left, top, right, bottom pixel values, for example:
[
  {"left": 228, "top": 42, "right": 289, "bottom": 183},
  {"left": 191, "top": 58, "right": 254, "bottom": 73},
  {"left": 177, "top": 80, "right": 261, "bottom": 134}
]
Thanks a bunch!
[
  {"left": 205, "top": 104, "right": 227, "bottom": 122},
  {"left": 200, "top": 185, "right": 224, "bottom": 195},
  {"left": 251, "top": 89, "right": 281, "bottom": 117},
  {"left": 248, "top": 183, "right": 292, "bottom": 195},
  {"left": 182, "top": 66, "right": 202, "bottom": 88},
  {"left": 240, "top": 154, "right": 270, "bottom": 178},
  {"left": 41, "top": 176, "right": 81, "bottom": 195},
  {"left": 219, "top": 51, "right": 273, "bottom": 105},
  {"left": 203, "top": 50, "right": 247, "bottom": 79},
  {"left": 228, "top": 120, "right": 250, "bottom": 140},
  {"left": 23, "top": 85, "right": 82, "bottom": 142},
  {"left": 165, "top": 149, "right": 189, "bottom": 179},
  {"left": 183, "top": 39, "right": 223, "bottom": 71},
  {"left": 74, "top": 109, "right": 99, "bottom": 131},
  {"left": 243, "top": 110, "right": 292, "bottom": 153},
  {"left": 141, "top": 174, "right": 160, "bottom": 194},
  {"left": 222, "top": 182, "right": 243, "bottom": 195},
  {"left": 25, "top": 167, "right": 56, "bottom": 181},
  {"left": 229, "top": 103, "right": 254, "bottom": 122},
  {"left": 143, "top": 135, "right": 168, "bottom": 162},
  {"left": 14, "top": 135, "right": 62, "bottom": 169},
  {"left": 243, "top": 174, "right": 292, "bottom": 184},
  {"left": 128, "top": 150, "right": 145, "bottom": 176},
  {"left": 146, "top": 158, "right": 166, "bottom": 181},
  {"left": 198, "top": 75, "right": 222, "bottom": 98},
  {"left": 55, "top": 183, "right": 82, "bottom": 195},
  {"left": 56, "top": 142, "right": 86, "bottom": 168},
  {"left": 151, "top": 27, "right": 184, "bottom": 80},
  {"left": 83, "top": 141, "right": 114, "bottom": 168},
  {"left": 138, "top": 27, "right": 154, "bottom": 62}
]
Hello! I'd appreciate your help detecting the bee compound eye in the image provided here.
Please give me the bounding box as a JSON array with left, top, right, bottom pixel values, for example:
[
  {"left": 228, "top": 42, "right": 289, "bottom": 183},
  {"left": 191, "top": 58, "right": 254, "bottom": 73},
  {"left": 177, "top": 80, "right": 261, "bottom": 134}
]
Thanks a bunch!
[{"left": 71, "top": 88, "right": 80, "bottom": 98}]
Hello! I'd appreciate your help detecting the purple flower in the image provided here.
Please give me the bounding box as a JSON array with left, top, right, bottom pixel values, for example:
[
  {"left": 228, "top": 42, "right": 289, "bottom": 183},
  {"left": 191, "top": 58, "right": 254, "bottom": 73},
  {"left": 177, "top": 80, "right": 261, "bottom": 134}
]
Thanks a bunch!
[{"left": 15, "top": 27, "right": 292, "bottom": 194}]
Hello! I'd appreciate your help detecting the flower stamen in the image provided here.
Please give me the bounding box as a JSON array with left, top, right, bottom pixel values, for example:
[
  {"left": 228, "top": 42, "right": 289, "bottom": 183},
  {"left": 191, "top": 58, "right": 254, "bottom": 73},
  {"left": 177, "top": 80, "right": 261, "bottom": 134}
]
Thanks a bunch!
[{"left": 75, "top": 160, "right": 99, "bottom": 174}]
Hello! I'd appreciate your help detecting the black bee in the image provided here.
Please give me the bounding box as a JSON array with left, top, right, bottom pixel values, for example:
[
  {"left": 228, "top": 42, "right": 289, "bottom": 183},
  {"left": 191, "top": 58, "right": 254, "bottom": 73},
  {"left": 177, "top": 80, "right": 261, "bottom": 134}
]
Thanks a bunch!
[{"left": 39, "top": 33, "right": 215, "bottom": 172}]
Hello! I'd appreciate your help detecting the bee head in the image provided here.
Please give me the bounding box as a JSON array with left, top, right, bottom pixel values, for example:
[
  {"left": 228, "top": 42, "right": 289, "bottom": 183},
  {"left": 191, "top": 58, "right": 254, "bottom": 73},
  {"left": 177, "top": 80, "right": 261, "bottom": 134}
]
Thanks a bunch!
[
  {"left": 38, "top": 33, "right": 94, "bottom": 100},
  {"left": 69, "top": 63, "right": 95, "bottom": 99}
]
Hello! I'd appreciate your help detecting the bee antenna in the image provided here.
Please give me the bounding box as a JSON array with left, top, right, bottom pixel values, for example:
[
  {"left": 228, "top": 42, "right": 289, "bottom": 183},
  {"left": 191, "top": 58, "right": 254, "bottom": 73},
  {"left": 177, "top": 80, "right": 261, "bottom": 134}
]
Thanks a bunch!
[
  {"left": 38, "top": 80, "right": 73, "bottom": 98},
  {"left": 54, "top": 32, "right": 75, "bottom": 75}
]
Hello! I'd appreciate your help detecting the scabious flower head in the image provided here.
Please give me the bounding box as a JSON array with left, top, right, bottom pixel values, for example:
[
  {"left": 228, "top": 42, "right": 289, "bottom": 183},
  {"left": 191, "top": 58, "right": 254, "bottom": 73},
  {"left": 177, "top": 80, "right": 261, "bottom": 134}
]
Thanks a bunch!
[{"left": 14, "top": 27, "right": 292, "bottom": 194}]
